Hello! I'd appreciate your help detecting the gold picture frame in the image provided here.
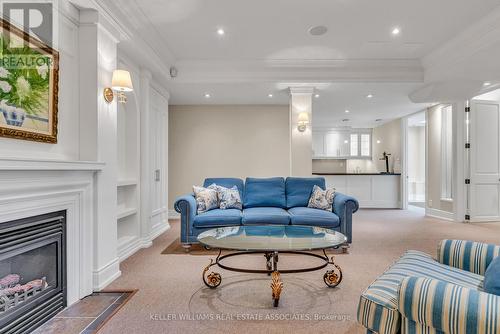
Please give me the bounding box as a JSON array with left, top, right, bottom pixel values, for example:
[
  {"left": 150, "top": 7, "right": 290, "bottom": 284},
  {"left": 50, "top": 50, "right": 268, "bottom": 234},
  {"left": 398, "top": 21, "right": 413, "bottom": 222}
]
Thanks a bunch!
[{"left": 0, "top": 18, "right": 59, "bottom": 143}]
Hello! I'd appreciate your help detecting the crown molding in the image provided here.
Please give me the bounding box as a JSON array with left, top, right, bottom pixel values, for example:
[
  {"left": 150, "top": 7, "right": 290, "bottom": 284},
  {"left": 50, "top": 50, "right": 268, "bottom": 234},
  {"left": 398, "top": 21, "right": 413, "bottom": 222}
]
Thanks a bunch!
[
  {"left": 422, "top": 5, "right": 500, "bottom": 82},
  {"left": 172, "top": 58, "right": 424, "bottom": 84}
]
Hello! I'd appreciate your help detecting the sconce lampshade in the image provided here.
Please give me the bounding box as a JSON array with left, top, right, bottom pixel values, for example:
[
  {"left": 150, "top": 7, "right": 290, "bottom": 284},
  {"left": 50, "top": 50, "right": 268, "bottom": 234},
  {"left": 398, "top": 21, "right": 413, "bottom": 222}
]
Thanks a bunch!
[
  {"left": 112, "top": 70, "right": 133, "bottom": 92},
  {"left": 297, "top": 112, "right": 309, "bottom": 132},
  {"left": 297, "top": 112, "right": 309, "bottom": 123}
]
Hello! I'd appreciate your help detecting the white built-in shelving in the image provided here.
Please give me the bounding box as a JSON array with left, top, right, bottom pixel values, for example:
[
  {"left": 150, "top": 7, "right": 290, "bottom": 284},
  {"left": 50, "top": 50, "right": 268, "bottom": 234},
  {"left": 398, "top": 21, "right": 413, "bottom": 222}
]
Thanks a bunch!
[{"left": 116, "top": 63, "right": 141, "bottom": 261}]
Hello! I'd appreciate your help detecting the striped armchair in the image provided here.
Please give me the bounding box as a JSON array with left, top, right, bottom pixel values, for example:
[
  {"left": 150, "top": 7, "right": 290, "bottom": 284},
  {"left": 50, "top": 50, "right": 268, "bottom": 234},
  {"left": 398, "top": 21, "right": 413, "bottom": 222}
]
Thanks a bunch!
[{"left": 358, "top": 240, "right": 500, "bottom": 334}]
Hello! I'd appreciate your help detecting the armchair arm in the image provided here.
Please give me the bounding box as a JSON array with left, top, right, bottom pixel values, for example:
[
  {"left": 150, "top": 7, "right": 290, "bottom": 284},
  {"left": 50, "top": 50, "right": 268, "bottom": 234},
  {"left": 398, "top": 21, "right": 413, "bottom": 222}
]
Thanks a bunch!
[
  {"left": 333, "top": 193, "right": 359, "bottom": 244},
  {"left": 174, "top": 194, "right": 197, "bottom": 244},
  {"left": 437, "top": 239, "right": 500, "bottom": 275},
  {"left": 398, "top": 276, "right": 500, "bottom": 334}
]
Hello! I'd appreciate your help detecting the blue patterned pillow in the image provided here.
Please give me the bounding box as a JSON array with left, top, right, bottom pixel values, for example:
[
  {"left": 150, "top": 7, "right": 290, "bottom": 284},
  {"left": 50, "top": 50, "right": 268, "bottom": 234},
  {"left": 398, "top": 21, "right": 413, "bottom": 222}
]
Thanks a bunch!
[
  {"left": 210, "top": 184, "right": 242, "bottom": 210},
  {"left": 484, "top": 256, "right": 500, "bottom": 296},
  {"left": 193, "top": 185, "right": 218, "bottom": 214},
  {"left": 307, "top": 185, "right": 336, "bottom": 211}
]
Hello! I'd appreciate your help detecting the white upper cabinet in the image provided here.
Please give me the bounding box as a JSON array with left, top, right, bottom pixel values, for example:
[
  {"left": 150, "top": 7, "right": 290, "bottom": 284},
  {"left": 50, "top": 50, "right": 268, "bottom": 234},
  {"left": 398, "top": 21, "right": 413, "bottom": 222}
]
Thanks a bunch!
[
  {"left": 313, "top": 128, "right": 372, "bottom": 159},
  {"left": 312, "top": 132, "right": 325, "bottom": 158}
]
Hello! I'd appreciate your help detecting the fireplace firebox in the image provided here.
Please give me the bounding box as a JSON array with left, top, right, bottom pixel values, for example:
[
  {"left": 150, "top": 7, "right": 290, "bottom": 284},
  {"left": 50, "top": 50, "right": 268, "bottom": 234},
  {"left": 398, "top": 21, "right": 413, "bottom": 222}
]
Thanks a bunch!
[{"left": 0, "top": 211, "right": 66, "bottom": 333}]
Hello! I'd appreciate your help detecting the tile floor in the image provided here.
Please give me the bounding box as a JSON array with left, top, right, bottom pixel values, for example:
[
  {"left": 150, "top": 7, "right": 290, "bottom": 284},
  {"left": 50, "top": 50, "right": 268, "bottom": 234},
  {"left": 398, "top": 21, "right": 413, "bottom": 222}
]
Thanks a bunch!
[{"left": 34, "top": 291, "right": 135, "bottom": 334}]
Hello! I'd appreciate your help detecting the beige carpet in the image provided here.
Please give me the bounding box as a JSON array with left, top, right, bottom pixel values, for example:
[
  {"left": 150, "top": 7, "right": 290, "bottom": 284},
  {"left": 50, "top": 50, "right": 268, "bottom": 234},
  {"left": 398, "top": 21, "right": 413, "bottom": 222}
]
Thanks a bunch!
[{"left": 101, "top": 209, "right": 500, "bottom": 334}]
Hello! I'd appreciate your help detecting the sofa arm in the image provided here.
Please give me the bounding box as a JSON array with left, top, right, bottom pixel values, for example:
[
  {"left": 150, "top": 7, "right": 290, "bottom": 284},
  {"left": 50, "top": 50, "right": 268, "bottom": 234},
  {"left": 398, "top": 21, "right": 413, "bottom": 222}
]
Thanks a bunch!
[
  {"left": 333, "top": 193, "right": 359, "bottom": 244},
  {"left": 437, "top": 239, "right": 500, "bottom": 275},
  {"left": 174, "top": 195, "right": 197, "bottom": 244},
  {"left": 398, "top": 276, "right": 500, "bottom": 334}
]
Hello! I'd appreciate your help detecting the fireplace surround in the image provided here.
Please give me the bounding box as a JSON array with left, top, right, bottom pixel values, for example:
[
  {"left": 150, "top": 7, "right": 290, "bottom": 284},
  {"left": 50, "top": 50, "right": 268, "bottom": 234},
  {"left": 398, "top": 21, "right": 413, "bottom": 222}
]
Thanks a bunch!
[{"left": 0, "top": 211, "right": 66, "bottom": 333}]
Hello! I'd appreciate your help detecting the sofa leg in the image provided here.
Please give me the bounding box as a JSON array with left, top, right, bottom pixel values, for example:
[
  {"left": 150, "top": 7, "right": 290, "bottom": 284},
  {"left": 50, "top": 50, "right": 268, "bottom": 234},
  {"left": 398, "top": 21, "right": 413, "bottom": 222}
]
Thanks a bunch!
[
  {"left": 182, "top": 244, "right": 192, "bottom": 252},
  {"left": 341, "top": 244, "right": 349, "bottom": 254}
]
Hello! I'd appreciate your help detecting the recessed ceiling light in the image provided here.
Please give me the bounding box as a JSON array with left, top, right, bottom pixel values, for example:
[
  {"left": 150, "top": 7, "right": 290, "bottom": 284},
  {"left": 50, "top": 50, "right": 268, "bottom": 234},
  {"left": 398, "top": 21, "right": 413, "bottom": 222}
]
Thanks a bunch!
[
  {"left": 314, "top": 94, "right": 320, "bottom": 98},
  {"left": 204, "top": 93, "right": 211, "bottom": 98},
  {"left": 308, "top": 25, "right": 328, "bottom": 36},
  {"left": 366, "top": 94, "right": 374, "bottom": 99},
  {"left": 484, "top": 82, "right": 492, "bottom": 87},
  {"left": 345, "top": 110, "right": 350, "bottom": 113},
  {"left": 268, "top": 93, "right": 273, "bottom": 98},
  {"left": 344, "top": 140, "right": 349, "bottom": 144},
  {"left": 217, "top": 28, "right": 225, "bottom": 36},
  {"left": 376, "top": 140, "right": 381, "bottom": 144},
  {"left": 392, "top": 27, "right": 401, "bottom": 35}
]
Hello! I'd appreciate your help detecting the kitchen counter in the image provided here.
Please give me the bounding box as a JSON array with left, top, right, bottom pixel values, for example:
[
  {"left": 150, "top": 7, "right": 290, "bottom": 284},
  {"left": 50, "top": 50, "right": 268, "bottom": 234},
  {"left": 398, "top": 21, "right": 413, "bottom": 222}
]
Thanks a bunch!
[
  {"left": 316, "top": 173, "right": 401, "bottom": 209},
  {"left": 313, "top": 173, "right": 401, "bottom": 176}
]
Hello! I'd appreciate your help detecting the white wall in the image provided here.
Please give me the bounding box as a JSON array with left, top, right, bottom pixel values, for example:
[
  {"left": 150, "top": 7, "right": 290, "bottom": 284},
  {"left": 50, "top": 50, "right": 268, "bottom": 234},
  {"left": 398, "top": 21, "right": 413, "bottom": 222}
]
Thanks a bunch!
[
  {"left": 408, "top": 126, "right": 425, "bottom": 201},
  {"left": 168, "top": 104, "right": 290, "bottom": 209},
  {"left": 426, "top": 104, "right": 453, "bottom": 213}
]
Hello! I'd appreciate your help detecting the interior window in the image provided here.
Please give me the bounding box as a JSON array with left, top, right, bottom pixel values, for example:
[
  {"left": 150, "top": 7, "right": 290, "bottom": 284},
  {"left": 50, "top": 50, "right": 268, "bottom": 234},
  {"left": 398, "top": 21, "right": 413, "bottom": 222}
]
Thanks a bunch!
[
  {"left": 350, "top": 134, "right": 358, "bottom": 156},
  {"left": 360, "top": 134, "right": 371, "bottom": 157}
]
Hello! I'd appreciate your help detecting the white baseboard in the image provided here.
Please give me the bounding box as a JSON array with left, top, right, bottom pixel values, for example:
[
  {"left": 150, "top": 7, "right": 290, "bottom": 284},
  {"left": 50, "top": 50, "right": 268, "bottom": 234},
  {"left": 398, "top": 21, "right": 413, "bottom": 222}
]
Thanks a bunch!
[
  {"left": 93, "top": 257, "right": 121, "bottom": 291},
  {"left": 118, "top": 237, "right": 144, "bottom": 262},
  {"left": 426, "top": 208, "right": 454, "bottom": 221},
  {"left": 117, "top": 221, "right": 171, "bottom": 263},
  {"left": 168, "top": 209, "right": 180, "bottom": 219},
  {"left": 150, "top": 221, "right": 170, "bottom": 240}
]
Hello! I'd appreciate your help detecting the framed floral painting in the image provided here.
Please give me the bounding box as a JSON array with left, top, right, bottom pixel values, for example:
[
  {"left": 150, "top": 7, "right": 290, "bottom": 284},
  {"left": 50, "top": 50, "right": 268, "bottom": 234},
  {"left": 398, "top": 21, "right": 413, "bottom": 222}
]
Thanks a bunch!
[{"left": 0, "top": 18, "right": 59, "bottom": 143}]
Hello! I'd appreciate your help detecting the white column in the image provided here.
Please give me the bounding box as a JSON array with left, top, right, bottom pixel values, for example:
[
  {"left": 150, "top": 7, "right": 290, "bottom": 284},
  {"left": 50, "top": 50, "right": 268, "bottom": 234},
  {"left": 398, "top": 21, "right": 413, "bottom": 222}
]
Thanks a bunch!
[
  {"left": 78, "top": 9, "right": 121, "bottom": 290},
  {"left": 289, "top": 87, "right": 314, "bottom": 176},
  {"left": 139, "top": 69, "right": 152, "bottom": 240},
  {"left": 78, "top": 10, "right": 98, "bottom": 161}
]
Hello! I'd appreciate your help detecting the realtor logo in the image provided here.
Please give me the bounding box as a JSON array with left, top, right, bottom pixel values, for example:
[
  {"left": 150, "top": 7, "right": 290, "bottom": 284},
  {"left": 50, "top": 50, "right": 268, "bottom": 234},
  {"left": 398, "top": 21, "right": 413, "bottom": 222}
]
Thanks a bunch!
[{"left": 1, "top": 1, "right": 56, "bottom": 49}]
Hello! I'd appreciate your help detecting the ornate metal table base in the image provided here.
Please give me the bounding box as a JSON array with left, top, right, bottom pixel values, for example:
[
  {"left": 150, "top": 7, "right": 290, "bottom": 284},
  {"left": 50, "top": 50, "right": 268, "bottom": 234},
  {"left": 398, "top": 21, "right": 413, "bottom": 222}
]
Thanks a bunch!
[{"left": 201, "top": 249, "right": 343, "bottom": 307}]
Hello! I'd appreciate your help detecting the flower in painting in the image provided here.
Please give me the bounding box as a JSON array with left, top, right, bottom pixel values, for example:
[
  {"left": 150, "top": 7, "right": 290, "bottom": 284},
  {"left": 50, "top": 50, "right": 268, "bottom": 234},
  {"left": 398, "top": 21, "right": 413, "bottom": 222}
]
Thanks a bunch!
[
  {"left": 16, "top": 76, "right": 31, "bottom": 100},
  {"left": 0, "top": 80, "right": 12, "bottom": 93},
  {"left": 37, "top": 64, "right": 48, "bottom": 79},
  {"left": 0, "top": 67, "right": 10, "bottom": 79}
]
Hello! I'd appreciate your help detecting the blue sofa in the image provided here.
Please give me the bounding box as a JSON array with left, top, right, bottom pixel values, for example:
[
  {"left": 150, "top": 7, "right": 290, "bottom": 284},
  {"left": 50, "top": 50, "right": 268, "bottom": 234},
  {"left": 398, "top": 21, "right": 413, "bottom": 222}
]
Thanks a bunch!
[{"left": 174, "top": 177, "right": 359, "bottom": 249}]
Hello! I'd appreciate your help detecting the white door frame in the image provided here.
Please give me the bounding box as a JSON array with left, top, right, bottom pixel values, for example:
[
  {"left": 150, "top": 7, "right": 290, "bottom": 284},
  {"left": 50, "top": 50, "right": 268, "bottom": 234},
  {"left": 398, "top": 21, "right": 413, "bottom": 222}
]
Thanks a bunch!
[
  {"left": 401, "top": 110, "right": 427, "bottom": 210},
  {"left": 400, "top": 117, "right": 408, "bottom": 209}
]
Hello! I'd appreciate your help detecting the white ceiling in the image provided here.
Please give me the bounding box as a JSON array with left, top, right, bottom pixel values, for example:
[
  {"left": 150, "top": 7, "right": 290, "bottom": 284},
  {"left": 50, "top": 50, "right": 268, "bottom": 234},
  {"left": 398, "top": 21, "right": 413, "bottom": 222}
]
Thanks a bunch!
[
  {"left": 123, "top": 0, "right": 500, "bottom": 61},
  {"left": 104, "top": 0, "right": 500, "bottom": 128}
]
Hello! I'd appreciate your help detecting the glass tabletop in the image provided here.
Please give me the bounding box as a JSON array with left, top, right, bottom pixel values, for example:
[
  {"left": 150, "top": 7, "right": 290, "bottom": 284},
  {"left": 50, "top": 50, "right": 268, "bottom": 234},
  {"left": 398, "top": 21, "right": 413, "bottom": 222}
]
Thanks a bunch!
[{"left": 197, "top": 225, "right": 347, "bottom": 251}]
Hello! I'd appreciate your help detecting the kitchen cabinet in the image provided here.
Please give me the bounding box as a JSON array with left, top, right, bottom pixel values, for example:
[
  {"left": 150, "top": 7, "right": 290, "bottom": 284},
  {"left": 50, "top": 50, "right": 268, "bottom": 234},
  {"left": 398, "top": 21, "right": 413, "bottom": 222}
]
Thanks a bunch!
[
  {"left": 313, "top": 129, "right": 372, "bottom": 159},
  {"left": 315, "top": 173, "right": 401, "bottom": 208}
]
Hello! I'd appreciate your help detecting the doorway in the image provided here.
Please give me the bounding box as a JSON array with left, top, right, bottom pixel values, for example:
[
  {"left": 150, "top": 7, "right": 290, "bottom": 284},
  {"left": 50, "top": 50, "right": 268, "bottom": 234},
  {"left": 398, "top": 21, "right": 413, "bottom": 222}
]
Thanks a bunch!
[{"left": 406, "top": 112, "right": 426, "bottom": 209}]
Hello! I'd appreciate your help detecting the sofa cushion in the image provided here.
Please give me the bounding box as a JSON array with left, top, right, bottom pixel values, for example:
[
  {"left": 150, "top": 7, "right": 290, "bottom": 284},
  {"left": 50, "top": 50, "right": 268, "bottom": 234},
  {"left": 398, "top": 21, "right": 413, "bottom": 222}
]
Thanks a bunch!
[
  {"left": 288, "top": 207, "right": 340, "bottom": 228},
  {"left": 484, "top": 256, "right": 500, "bottom": 296},
  {"left": 193, "top": 209, "right": 242, "bottom": 227},
  {"left": 244, "top": 177, "right": 286, "bottom": 208},
  {"left": 242, "top": 207, "right": 290, "bottom": 225},
  {"left": 285, "top": 177, "right": 325, "bottom": 209},
  {"left": 204, "top": 178, "right": 244, "bottom": 199},
  {"left": 357, "top": 250, "right": 484, "bottom": 334}
]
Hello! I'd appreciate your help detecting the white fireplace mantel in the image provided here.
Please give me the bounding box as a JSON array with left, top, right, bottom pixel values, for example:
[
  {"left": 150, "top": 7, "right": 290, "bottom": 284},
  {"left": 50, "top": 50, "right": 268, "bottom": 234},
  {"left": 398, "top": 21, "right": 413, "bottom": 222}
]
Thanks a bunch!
[
  {"left": 0, "top": 168, "right": 103, "bottom": 306},
  {"left": 0, "top": 158, "right": 105, "bottom": 171}
]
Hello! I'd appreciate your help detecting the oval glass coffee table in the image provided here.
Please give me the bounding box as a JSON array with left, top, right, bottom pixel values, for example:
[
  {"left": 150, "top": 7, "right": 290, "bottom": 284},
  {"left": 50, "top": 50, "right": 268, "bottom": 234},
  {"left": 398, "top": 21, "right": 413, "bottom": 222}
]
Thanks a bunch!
[{"left": 197, "top": 225, "right": 347, "bottom": 307}]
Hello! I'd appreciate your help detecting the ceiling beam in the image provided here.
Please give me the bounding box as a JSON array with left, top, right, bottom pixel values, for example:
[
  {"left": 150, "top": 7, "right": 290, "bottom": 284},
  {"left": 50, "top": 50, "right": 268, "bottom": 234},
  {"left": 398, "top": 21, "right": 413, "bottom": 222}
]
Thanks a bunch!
[{"left": 171, "top": 59, "right": 424, "bottom": 84}]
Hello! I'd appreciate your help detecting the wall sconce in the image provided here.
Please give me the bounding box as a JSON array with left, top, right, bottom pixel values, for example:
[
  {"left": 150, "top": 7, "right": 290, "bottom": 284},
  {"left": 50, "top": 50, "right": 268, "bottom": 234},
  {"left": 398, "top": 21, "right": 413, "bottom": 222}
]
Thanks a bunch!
[
  {"left": 103, "top": 70, "right": 134, "bottom": 104},
  {"left": 297, "top": 112, "right": 309, "bottom": 132}
]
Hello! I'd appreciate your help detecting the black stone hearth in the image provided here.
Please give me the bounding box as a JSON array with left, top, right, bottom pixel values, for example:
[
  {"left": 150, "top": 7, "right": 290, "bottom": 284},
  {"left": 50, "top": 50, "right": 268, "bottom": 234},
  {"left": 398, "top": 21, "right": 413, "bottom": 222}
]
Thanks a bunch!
[{"left": 0, "top": 211, "right": 66, "bottom": 334}]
